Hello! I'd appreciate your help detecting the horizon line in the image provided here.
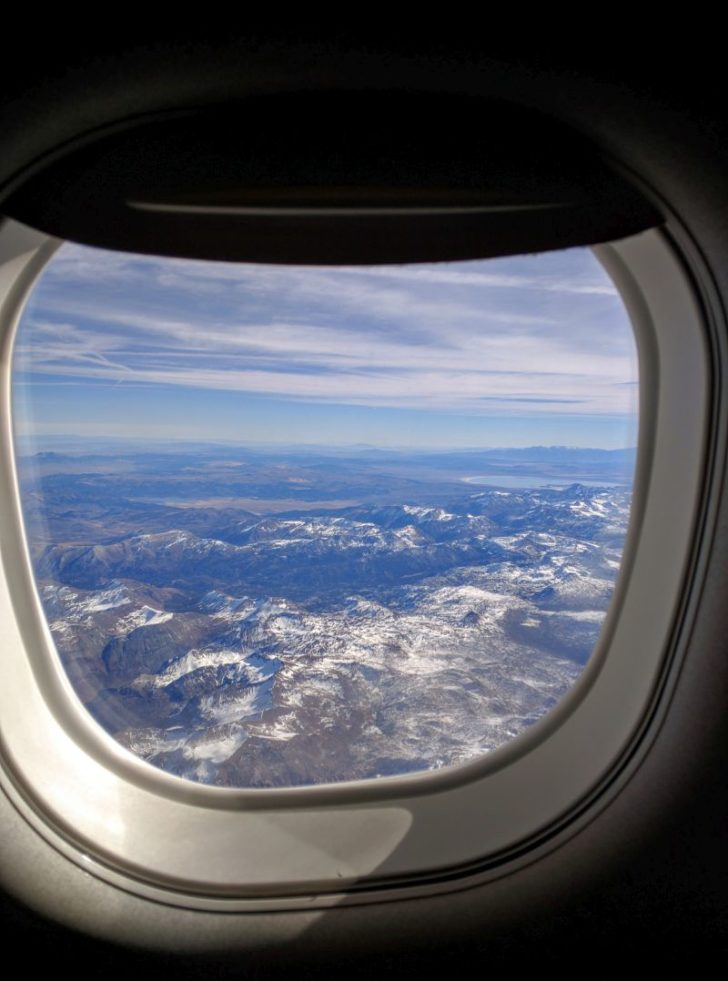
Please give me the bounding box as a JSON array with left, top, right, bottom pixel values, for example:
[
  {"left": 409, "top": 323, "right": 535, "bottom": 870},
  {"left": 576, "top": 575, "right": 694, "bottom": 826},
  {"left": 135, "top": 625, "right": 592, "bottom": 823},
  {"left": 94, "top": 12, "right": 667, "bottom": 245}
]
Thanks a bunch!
[{"left": 15, "top": 432, "right": 639, "bottom": 454}]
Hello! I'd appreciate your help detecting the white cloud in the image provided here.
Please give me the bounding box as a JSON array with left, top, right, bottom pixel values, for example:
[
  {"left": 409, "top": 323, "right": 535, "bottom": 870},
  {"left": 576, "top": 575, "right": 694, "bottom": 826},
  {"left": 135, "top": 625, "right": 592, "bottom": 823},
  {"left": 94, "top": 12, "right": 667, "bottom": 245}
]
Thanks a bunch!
[{"left": 18, "top": 243, "right": 637, "bottom": 418}]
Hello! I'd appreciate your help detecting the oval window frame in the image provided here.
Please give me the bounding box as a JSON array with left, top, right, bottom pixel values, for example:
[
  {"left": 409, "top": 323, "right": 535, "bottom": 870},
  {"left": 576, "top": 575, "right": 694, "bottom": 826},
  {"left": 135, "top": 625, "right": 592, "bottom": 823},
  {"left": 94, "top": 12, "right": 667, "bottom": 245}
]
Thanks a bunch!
[{"left": 0, "top": 217, "right": 714, "bottom": 911}]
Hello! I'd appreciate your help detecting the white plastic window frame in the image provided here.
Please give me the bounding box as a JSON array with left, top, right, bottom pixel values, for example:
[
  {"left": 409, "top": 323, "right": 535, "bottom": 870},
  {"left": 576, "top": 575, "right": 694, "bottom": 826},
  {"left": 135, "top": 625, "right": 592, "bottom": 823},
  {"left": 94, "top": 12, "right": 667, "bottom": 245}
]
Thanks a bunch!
[{"left": 0, "top": 217, "right": 712, "bottom": 911}]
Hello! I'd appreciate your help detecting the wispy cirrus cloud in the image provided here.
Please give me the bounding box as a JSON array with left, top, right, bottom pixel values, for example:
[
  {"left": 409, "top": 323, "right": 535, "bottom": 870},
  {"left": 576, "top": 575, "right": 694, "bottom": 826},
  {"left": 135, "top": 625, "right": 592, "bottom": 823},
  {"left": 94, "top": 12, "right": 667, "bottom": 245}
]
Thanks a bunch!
[{"left": 14, "top": 242, "right": 638, "bottom": 442}]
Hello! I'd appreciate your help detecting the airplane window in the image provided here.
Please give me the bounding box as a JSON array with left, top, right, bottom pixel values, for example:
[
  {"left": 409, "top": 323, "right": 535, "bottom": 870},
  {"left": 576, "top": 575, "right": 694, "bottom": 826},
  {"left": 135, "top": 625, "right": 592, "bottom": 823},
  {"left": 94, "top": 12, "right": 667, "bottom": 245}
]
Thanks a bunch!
[
  {"left": 1, "top": 43, "right": 725, "bottom": 964},
  {"left": 11, "top": 241, "right": 638, "bottom": 789}
]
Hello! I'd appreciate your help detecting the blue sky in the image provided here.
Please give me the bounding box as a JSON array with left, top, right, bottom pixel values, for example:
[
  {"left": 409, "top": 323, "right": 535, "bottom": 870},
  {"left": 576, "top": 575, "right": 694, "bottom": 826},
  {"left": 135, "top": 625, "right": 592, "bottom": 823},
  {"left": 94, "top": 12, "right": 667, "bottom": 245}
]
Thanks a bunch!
[{"left": 12, "top": 242, "right": 638, "bottom": 449}]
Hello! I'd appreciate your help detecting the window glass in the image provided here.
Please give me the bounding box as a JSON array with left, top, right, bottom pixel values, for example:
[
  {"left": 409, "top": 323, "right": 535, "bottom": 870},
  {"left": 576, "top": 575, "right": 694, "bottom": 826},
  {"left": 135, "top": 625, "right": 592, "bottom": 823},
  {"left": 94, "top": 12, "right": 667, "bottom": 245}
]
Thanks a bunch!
[{"left": 12, "top": 244, "right": 638, "bottom": 788}]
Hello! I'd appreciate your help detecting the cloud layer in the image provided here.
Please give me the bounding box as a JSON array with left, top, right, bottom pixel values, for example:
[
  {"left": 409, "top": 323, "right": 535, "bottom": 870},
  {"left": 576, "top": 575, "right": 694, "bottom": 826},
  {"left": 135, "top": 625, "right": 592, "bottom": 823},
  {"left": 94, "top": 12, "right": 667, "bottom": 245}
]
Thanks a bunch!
[{"left": 13, "top": 243, "right": 638, "bottom": 442}]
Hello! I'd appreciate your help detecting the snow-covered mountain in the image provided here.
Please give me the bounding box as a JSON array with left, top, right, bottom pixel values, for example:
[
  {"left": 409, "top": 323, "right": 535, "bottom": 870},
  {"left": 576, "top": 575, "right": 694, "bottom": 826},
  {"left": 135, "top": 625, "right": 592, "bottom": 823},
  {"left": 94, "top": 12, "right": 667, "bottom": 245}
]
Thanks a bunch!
[{"left": 28, "top": 462, "right": 632, "bottom": 788}]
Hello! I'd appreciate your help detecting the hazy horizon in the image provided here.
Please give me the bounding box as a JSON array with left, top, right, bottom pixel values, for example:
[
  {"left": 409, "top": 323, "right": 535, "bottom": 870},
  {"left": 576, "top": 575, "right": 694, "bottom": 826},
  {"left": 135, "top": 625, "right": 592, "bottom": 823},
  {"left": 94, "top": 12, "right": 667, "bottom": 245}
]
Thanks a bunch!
[{"left": 15, "top": 432, "right": 638, "bottom": 456}]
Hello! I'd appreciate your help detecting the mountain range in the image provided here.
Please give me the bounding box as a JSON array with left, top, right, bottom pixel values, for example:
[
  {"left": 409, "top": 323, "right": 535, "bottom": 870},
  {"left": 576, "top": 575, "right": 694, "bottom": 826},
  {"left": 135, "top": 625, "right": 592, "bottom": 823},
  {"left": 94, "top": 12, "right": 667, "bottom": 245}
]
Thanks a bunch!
[{"left": 19, "top": 443, "right": 633, "bottom": 787}]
